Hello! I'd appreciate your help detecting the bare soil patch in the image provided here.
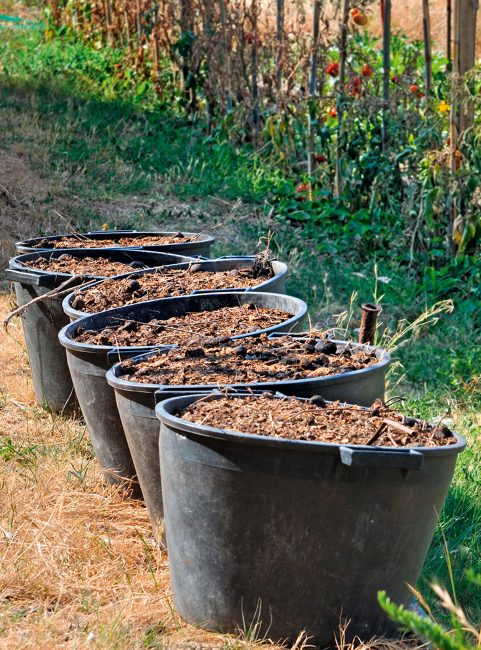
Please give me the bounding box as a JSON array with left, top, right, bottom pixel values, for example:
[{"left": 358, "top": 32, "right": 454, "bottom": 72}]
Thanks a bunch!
[
  {"left": 71, "top": 263, "right": 275, "bottom": 312},
  {"left": 181, "top": 394, "right": 456, "bottom": 448},
  {"left": 119, "top": 334, "right": 380, "bottom": 384},
  {"left": 74, "top": 304, "right": 291, "bottom": 346}
]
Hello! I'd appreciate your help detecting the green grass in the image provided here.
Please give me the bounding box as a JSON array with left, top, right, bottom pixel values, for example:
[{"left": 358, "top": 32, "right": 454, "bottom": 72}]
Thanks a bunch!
[{"left": 1, "top": 21, "right": 481, "bottom": 628}]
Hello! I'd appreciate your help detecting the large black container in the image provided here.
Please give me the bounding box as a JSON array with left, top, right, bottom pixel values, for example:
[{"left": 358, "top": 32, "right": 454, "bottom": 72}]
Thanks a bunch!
[
  {"left": 156, "top": 392, "right": 466, "bottom": 645},
  {"left": 58, "top": 292, "right": 307, "bottom": 496},
  {"left": 62, "top": 257, "right": 289, "bottom": 321},
  {"left": 15, "top": 229, "right": 214, "bottom": 257},
  {"left": 106, "top": 338, "right": 390, "bottom": 527},
  {"left": 6, "top": 249, "right": 192, "bottom": 415}
]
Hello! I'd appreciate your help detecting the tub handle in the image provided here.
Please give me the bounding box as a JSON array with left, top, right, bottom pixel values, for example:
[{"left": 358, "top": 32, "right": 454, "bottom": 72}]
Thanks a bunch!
[
  {"left": 5, "top": 269, "right": 55, "bottom": 287},
  {"left": 339, "top": 446, "right": 424, "bottom": 470}
]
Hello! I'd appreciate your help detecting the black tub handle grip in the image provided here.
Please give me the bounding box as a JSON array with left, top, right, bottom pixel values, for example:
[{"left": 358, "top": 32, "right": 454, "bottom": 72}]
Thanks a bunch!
[
  {"left": 339, "top": 446, "right": 424, "bottom": 470},
  {"left": 5, "top": 269, "right": 54, "bottom": 287}
]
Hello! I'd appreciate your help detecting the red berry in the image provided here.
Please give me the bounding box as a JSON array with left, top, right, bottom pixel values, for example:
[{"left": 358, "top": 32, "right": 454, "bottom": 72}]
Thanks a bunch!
[
  {"left": 329, "top": 107, "right": 337, "bottom": 118},
  {"left": 351, "top": 8, "right": 368, "bottom": 25},
  {"left": 315, "top": 153, "right": 327, "bottom": 163},
  {"left": 326, "top": 62, "right": 339, "bottom": 78},
  {"left": 361, "top": 64, "right": 373, "bottom": 78},
  {"left": 296, "top": 183, "right": 310, "bottom": 193},
  {"left": 409, "top": 84, "right": 419, "bottom": 94}
]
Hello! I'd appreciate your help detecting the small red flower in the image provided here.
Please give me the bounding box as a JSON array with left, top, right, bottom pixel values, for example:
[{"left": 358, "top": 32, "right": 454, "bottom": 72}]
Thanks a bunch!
[
  {"left": 326, "top": 62, "right": 339, "bottom": 78},
  {"left": 392, "top": 75, "right": 400, "bottom": 83},
  {"left": 329, "top": 107, "right": 337, "bottom": 118},
  {"left": 361, "top": 64, "right": 373, "bottom": 78},
  {"left": 314, "top": 153, "right": 327, "bottom": 163}
]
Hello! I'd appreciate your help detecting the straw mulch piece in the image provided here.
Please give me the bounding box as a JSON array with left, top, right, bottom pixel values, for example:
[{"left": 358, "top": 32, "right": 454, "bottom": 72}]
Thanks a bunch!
[{"left": 0, "top": 293, "right": 429, "bottom": 649}]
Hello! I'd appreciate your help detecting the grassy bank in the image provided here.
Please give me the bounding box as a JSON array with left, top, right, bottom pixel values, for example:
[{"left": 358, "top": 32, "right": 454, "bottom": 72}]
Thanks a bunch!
[{"left": 0, "top": 16, "right": 481, "bottom": 646}]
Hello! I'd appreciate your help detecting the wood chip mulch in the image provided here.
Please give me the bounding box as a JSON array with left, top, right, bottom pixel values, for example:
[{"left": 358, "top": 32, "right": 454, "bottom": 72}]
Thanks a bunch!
[
  {"left": 118, "top": 334, "right": 382, "bottom": 384},
  {"left": 181, "top": 394, "right": 456, "bottom": 447}
]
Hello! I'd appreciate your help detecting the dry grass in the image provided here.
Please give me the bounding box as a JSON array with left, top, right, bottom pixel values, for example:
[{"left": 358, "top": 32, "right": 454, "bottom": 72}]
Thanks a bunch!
[{"left": 0, "top": 292, "right": 427, "bottom": 649}]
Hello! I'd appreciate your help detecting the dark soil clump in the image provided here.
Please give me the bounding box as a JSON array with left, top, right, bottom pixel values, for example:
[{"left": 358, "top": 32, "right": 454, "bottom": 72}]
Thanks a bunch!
[
  {"left": 31, "top": 233, "right": 195, "bottom": 249},
  {"left": 73, "top": 305, "right": 291, "bottom": 347},
  {"left": 22, "top": 254, "right": 144, "bottom": 277},
  {"left": 71, "top": 264, "right": 275, "bottom": 313},
  {"left": 181, "top": 394, "right": 456, "bottom": 448},
  {"left": 118, "top": 334, "right": 381, "bottom": 384}
]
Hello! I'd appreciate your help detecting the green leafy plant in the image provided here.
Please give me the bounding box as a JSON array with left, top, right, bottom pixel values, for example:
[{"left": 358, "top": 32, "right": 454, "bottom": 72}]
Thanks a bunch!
[{"left": 379, "top": 575, "right": 481, "bottom": 650}]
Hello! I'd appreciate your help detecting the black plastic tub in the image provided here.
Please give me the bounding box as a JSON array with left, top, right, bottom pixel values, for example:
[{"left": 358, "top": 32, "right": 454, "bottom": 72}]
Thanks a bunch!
[
  {"left": 62, "top": 257, "right": 289, "bottom": 321},
  {"left": 156, "top": 392, "right": 466, "bottom": 645},
  {"left": 5, "top": 249, "right": 192, "bottom": 416},
  {"left": 106, "top": 337, "right": 390, "bottom": 527},
  {"left": 58, "top": 292, "right": 307, "bottom": 496},
  {"left": 15, "top": 229, "right": 214, "bottom": 257}
]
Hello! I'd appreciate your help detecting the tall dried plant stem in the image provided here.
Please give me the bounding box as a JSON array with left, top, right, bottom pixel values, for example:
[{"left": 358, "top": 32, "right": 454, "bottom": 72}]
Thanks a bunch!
[
  {"left": 381, "top": 0, "right": 391, "bottom": 152},
  {"left": 307, "top": 0, "right": 322, "bottom": 179},
  {"left": 335, "top": 0, "right": 349, "bottom": 196},
  {"left": 422, "top": 0, "right": 432, "bottom": 97}
]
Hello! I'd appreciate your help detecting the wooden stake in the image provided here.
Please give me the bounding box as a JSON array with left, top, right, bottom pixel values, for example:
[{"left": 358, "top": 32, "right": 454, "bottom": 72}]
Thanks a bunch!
[
  {"left": 381, "top": 0, "right": 391, "bottom": 152},
  {"left": 276, "top": 0, "right": 285, "bottom": 92},
  {"left": 447, "top": 0, "right": 452, "bottom": 70},
  {"left": 335, "top": 0, "right": 350, "bottom": 196},
  {"left": 307, "top": 0, "right": 322, "bottom": 179},
  {"left": 422, "top": 0, "right": 432, "bottom": 97}
]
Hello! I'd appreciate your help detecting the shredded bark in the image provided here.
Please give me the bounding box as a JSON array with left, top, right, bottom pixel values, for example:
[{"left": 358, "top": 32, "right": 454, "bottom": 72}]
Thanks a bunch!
[
  {"left": 73, "top": 305, "right": 291, "bottom": 346},
  {"left": 30, "top": 232, "right": 195, "bottom": 249},
  {"left": 181, "top": 394, "right": 456, "bottom": 447},
  {"left": 71, "top": 264, "right": 275, "bottom": 313},
  {"left": 20, "top": 254, "right": 146, "bottom": 276},
  {"left": 118, "top": 334, "right": 381, "bottom": 384}
]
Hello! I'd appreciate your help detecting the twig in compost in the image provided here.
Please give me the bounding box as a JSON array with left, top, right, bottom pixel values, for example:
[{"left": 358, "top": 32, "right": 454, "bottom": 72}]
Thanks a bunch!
[
  {"left": 366, "top": 422, "right": 387, "bottom": 446},
  {"left": 382, "top": 418, "right": 415, "bottom": 436},
  {"left": 4, "top": 276, "right": 90, "bottom": 329}
]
